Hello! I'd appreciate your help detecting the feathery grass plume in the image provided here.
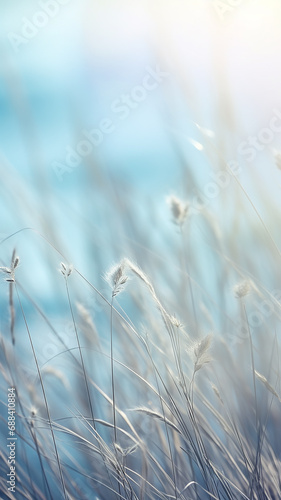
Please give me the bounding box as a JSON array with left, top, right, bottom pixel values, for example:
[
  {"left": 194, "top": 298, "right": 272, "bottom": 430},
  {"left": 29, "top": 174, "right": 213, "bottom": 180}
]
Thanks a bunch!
[
  {"left": 30, "top": 406, "right": 38, "bottom": 418},
  {"left": 193, "top": 334, "right": 212, "bottom": 373},
  {"left": 13, "top": 255, "right": 20, "bottom": 269},
  {"left": 233, "top": 279, "right": 252, "bottom": 299},
  {"left": 0, "top": 250, "right": 20, "bottom": 344},
  {"left": 255, "top": 370, "right": 281, "bottom": 402},
  {"left": 0, "top": 265, "right": 12, "bottom": 276},
  {"left": 211, "top": 384, "right": 224, "bottom": 404},
  {"left": 60, "top": 262, "right": 73, "bottom": 278},
  {"left": 9, "top": 251, "right": 18, "bottom": 345},
  {"left": 167, "top": 195, "right": 189, "bottom": 227},
  {"left": 0, "top": 251, "right": 20, "bottom": 283},
  {"left": 105, "top": 260, "right": 129, "bottom": 297},
  {"left": 132, "top": 407, "right": 180, "bottom": 433},
  {"left": 123, "top": 258, "right": 181, "bottom": 328},
  {"left": 76, "top": 302, "right": 99, "bottom": 345},
  {"left": 41, "top": 366, "right": 70, "bottom": 391},
  {"left": 169, "top": 315, "right": 183, "bottom": 328}
]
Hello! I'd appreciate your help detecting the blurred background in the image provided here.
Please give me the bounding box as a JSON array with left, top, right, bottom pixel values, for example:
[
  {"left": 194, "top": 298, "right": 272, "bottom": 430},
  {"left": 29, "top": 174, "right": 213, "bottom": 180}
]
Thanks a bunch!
[{"left": 0, "top": 0, "right": 281, "bottom": 373}]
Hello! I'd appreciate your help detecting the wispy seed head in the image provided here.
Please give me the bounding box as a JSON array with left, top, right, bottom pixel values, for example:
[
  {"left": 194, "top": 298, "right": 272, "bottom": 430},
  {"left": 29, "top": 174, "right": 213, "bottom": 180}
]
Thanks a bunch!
[
  {"left": 233, "top": 279, "right": 252, "bottom": 299},
  {"left": 60, "top": 262, "right": 73, "bottom": 278},
  {"left": 167, "top": 195, "right": 189, "bottom": 227},
  {"left": 30, "top": 406, "right": 38, "bottom": 418},
  {"left": 255, "top": 370, "right": 281, "bottom": 402},
  {"left": 212, "top": 384, "right": 224, "bottom": 404},
  {"left": 105, "top": 260, "right": 129, "bottom": 297},
  {"left": 193, "top": 334, "right": 212, "bottom": 373},
  {"left": 169, "top": 315, "right": 183, "bottom": 328},
  {"left": 0, "top": 252, "right": 20, "bottom": 283},
  {"left": 13, "top": 256, "right": 20, "bottom": 270}
]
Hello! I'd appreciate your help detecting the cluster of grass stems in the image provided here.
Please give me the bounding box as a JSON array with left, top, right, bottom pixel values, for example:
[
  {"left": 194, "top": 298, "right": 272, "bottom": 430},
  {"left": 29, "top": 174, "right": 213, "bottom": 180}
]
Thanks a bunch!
[{"left": 0, "top": 167, "right": 281, "bottom": 500}]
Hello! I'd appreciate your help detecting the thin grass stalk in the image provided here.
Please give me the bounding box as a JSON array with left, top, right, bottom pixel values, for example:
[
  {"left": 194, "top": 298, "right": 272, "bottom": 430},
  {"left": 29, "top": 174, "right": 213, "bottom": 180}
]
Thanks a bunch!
[
  {"left": 29, "top": 421, "right": 54, "bottom": 500},
  {"left": 0, "top": 335, "right": 50, "bottom": 499},
  {"left": 241, "top": 303, "right": 259, "bottom": 500},
  {"left": 15, "top": 285, "right": 68, "bottom": 500},
  {"left": 143, "top": 338, "right": 212, "bottom": 498},
  {"left": 64, "top": 280, "right": 120, "bottom": 499},
  {"left": 64, "top": 279, "right": 96, "bottom": 428},
  {"left": 110, "top": 296, "right": 117, "bottom": 445},
  {"left": 149, "top": 345, "right": 179, "bottom": 499},
  {"left": 110, "top": 299, "right": 134, "bottom": 500},
  {"left": 109, "top": 295, "right": 127, "bottom": 500},
  {"left": 179, "top": 225, "right": 199, "bottom": 339},
  {"left": 8, "top": 249, "right": 16, "bottom": 345},
  {"left": 242, "top": 302, "right": 258, "bottom": 430}
]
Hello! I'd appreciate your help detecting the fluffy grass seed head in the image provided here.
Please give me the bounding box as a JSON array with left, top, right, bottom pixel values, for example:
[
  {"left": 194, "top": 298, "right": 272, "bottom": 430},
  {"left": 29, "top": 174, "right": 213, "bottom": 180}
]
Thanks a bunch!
[
  {"left": 105, "top": 260, "right": 129, "bottom": 297},
  {"left": 0, "top": 266, "right": 14, "bottom": 282},
  {"left": 193, "top": 333, "right": 212, "bottom": 373},
  {"left": 42, "top": 366, "right": 70, "bottom": 390},
  {"left": 233, "top": 279, "right": 252, "bottom": 299},
  {"left": 30, "top": 406, "right": 38, "bottom": 418},
  {"left": 60, "top": 262, "right": 73, "bottom": 278},
  {"left": 255, "top": 370, "right": 281, "bottom": 402},
  {"left": 13, "top": 255, "right": 20, "bottom": 270},
  {"left": 169, "top": 315, "right": 183, "bottom": 328},
  {"left": 29, "top": 405, "right": 38, "bottom": 427},
  {"left": 212, "top": 384, "right": 224, "bottom": 404},
  {"left": 0, "top": 253, "right": 20, "bottom": 283},
  {"left": 167, "top": 195, "right": 189, "bottom": 227}
]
